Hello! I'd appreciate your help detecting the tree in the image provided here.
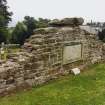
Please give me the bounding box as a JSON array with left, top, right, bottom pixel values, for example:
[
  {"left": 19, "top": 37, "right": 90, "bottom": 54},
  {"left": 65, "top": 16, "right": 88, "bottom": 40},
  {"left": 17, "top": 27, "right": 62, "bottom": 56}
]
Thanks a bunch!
[
  {"left": 36, "top": 18, "right": 50, "bottom": 28},
  {"left": 0, "top": 28, "right": 7, "bottom": 42},
  {"left": 23, "top": 16, "right": 50, "bottom": 35},
  {"left": 0, "top": 0, "right": 12, "bottom": 43},
  {"left": 11, "top": 17, "right": 51, "bottom": 45},
  {"left": 7, "top": 27, "right": 14, "bottom": 43},
  {"left": 11, "top": 22, "right": 27, "bottom": 45},
  {"left": 11, "top": 16, "right": 37, "bottom": 45},
  {"left": 98, "top": 29, "right": 105, "bottom": 42},
  {"left": 23, "top": 16, "right": 37, "bottom": 38}
]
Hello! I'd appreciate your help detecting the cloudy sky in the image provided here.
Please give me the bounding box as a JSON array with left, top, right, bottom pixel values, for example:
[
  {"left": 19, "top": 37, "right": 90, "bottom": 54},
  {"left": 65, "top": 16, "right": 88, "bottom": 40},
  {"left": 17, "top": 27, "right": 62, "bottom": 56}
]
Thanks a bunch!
[{"left": 7, "top": 0, "right": 105, "bottom": 26}]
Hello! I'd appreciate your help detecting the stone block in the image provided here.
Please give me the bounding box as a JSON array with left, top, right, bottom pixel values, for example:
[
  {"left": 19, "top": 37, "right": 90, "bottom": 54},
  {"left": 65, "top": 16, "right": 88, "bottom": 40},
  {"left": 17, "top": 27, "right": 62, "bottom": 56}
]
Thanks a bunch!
[{"left": 15, "top": 77, "right": 24, "bottom": 86}]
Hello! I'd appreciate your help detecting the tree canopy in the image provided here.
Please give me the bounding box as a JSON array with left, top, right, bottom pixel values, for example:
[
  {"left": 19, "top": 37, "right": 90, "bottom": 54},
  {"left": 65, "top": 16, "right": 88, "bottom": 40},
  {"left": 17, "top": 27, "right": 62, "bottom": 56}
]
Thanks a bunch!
[
  {"left": 98, "top": 29, "right": 105, "bottom": 42},
  {"left": 10, "top": 16, "right": 51, "bottom": 45},
  {"left": 0, "top": 0, "right": 12, "bottom": 43},
  {"left": 11, "top": 22, "right": 27, "bottom": 45}
]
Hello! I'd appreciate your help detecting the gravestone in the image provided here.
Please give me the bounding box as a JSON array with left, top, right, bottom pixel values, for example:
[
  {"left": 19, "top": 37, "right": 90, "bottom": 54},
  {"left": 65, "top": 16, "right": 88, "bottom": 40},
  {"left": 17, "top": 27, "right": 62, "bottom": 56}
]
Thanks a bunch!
[{"left": 63, "top": 43, "right": 82, "bottom": 64}]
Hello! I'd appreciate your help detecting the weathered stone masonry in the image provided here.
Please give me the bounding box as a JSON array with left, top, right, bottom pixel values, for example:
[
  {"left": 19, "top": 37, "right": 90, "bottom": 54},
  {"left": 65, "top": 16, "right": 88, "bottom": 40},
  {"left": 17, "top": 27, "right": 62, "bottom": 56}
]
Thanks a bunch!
[{"left": 0, "top": 18, "right": 104, "bottom": 95}]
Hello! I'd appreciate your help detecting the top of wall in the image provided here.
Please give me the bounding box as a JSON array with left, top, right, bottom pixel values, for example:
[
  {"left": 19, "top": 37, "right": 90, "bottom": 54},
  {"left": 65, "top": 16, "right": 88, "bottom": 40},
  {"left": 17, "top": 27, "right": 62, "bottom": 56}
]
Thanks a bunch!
[
  {"left": 80, "top": 25, "right": 99, "bottom": 35},
  {"left": 33, "top": 17, "right": 96, "bottom": 35},
  {"left": 49, "top": 17, "right": 84, "bottom": 27}
]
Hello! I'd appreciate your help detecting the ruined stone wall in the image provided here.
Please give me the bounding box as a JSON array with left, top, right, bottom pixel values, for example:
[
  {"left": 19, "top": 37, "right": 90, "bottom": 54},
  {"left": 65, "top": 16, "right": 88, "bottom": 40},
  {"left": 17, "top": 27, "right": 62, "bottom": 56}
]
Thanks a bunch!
[{"left": 0, "top": 26, "right": 104, "bottom": 96}]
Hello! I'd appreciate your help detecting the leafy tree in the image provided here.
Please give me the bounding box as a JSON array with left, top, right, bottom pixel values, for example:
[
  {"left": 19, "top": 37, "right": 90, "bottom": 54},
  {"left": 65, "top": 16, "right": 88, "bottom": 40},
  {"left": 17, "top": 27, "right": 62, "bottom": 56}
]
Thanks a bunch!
[
  {"left": 11, "top": 16, "right": 37, "bottom": 45},
  {"left": 36, "top": 18, "right": 50, "bottom": 28},
  {"left": 11, "top": 17, "right": 51, "bottom": 45},
  {"left": 7, "top": 27, "right": 14, "bottom": 43},
  {"left": 0, "top": 0, "right": 12, "bottom": 43},
  {"left": 11, "top": 22, "right": 27, "bottom": 45},
  {"left": 98, "top": 29, "right": 105, "bottom": 42},
  {"left": 0, "top": 28, "right": 7, "bottom": 42},
  {"left": 23, "top": 16, "right": 37, "bottom": 37}
]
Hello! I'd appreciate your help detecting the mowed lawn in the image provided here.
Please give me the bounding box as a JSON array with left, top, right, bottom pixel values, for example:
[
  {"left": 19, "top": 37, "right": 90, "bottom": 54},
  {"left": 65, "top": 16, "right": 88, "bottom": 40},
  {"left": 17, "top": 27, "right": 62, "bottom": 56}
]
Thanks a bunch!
[{"left": 0, "top": 64, "right": 105, "bottom": 105}]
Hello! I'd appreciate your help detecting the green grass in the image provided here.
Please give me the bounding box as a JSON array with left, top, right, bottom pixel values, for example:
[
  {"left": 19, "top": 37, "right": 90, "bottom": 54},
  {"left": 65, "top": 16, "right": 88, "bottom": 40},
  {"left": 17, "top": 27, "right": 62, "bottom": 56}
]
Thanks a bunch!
[{"left": 0, "top": 63, "right": 105, "bottom": 105}]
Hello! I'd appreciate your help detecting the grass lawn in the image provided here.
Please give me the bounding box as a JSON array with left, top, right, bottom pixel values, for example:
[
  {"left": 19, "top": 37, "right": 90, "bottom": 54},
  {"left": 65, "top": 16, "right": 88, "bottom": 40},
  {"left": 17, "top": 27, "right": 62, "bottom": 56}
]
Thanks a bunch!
[{"left": 0, "top": 64, "right": 105, "bottom": 105}]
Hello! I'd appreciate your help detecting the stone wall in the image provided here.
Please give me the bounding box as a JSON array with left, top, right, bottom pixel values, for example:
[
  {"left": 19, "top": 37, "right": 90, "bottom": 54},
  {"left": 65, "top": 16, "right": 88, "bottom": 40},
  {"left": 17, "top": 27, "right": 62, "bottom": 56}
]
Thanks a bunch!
[{"left": 0, "top": 22, "right": 104, "bottom": 95}]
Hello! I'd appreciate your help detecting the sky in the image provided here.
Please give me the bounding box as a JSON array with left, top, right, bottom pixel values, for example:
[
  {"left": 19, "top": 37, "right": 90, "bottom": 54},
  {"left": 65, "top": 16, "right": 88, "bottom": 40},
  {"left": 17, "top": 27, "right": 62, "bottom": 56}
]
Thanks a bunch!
[{"left": 7, "top": 0, "right": 105, "bottom": 26}]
